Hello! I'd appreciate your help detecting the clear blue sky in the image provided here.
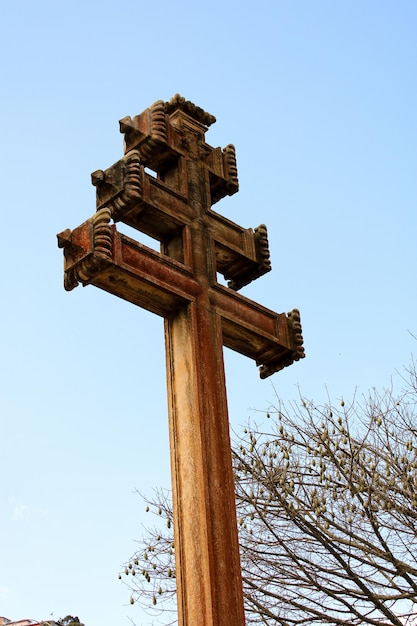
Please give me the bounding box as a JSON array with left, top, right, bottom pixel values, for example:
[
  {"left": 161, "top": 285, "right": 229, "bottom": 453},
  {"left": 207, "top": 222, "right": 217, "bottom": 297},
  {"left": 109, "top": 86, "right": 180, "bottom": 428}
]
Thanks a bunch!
[{"left": 1, "top": 1, "right": 416, "bottom": 625}]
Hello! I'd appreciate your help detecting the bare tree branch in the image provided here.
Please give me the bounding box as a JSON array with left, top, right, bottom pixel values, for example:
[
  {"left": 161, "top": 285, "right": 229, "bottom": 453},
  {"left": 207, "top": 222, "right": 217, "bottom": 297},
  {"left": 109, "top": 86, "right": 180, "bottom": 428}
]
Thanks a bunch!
[{"left": 122, "top": 364, "right": 417, "bottom": 625}]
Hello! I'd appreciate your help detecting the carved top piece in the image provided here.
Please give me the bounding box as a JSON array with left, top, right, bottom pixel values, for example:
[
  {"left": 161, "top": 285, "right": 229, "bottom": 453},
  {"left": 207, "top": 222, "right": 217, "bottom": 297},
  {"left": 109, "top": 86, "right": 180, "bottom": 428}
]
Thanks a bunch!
[
  {"left": 119, "top": 95, "right": 219, "bottom": 167},
  {"left": 105, "top": 97, "right": 238, "bottom": 207},
  {"left": 165, "top": 94, "right": 216, "bottom": 128}
]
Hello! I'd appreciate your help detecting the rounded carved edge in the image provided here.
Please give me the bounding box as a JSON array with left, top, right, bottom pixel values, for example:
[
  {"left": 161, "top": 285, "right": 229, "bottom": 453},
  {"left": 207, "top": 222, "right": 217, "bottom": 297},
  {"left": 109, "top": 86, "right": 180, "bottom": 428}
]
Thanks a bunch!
[
  {"left": 64, "top": 267, "right": 80, "bottom": 292},
  {"left": 120, "top": 102, "right": 169, "bottom": 163},
  {"left": 259, "top": 353, "right": 294, "bottom": 379},
  {"left": 223, "top": 144, "right": 239, "bottom": 193},
  {"left": 258, "top": 309, "right": 305, "bottom": 379},
  {"left": 106, "top": 150, "right": 143, "bottom": 220},
  {"left": 254, "top": 224, "right": 272, "bottom": 274},
  {"left": 287, "top": 308, "right": 305, "bottom": 361},
  {"left": 63, "top": 207, "right": 113, "bottom": 291},
  {"left": 151, "top": 100, "right": 168, "bottom": 144},
  {"left": 227, "top": 224, "right": 271, "bottom": 291},
  {"left": 92, "top": 207, "right": 113, "bottom": 259}
]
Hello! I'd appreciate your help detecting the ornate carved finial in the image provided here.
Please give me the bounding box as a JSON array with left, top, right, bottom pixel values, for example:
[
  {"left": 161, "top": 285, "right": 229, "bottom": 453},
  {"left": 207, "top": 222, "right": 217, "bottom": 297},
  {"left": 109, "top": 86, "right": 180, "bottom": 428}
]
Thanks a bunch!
[{"left": 165, "top": 94, "right": 216, "bottom": 127}]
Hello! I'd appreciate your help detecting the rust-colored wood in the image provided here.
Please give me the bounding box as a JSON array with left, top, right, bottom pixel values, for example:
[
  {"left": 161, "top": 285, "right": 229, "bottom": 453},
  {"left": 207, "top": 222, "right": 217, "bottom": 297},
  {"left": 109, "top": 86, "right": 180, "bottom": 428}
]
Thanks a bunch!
[{"left": 58, "top": 95, "right": 305, "bottom": 626}]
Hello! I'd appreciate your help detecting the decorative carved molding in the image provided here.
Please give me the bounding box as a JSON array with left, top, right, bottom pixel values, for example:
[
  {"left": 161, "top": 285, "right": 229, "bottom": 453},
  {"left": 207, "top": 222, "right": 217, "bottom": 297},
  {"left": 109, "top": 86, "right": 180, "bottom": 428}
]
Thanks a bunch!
[
  {"left": 254, "top": 224, "right": 272, "bottom": 274},
  {"left": 92, "top": 150, "right": 143, "bottom": 220},
  {"left": 59, "top": 207, "right": 113, "bottom": 292},
  {"left": 110, "top": 150, "right": 143, "bottom": 219},
  {"left": 226, "top": 224, "right": 272, "bottom": 291},
  {"left": 91, "top": 207, "right": 113, "bottom": 260},
  {"left": 151, "top": 100, "right": 168, "bottom": 144},
  {"left": 287, "top": 308, "right": 305, "bottom": 361},
  {"left": 63, "top": 264, "right": 80, "bottom": 292},
  {"left": 258, "top": 309, "right": 305, "bottom": 378},
  {"left": 259, "top": 353, "right": 294, "bottom": 379},
  {"left": 222, "top": 144, "right": 239, "bottom": 195},
  {"left": 131, "top": 101, "right": 169, "bottom": 163}
]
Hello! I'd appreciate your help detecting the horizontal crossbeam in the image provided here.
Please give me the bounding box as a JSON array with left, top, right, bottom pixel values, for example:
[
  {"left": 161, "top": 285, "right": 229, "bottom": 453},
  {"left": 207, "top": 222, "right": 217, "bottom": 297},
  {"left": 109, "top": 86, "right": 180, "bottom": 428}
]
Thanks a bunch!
[
  {"left": 57, "top": 212, "right": 303, "bottom": 377},
  {"left": 92, "top": 153, "right": 271, "bottom": 289}
]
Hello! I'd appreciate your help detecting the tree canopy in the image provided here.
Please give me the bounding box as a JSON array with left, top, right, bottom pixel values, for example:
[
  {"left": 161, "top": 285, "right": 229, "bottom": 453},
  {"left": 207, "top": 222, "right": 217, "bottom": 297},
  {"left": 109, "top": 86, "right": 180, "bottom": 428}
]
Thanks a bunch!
[{"left": 121, "top": 362, "right": 417, "bottom": 625}]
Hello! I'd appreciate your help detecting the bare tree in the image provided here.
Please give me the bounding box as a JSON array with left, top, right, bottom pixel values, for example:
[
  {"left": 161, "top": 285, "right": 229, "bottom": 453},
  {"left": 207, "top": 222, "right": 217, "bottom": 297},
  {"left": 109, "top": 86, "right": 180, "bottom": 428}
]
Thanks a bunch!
[
  {"left": 121, "top": 363, "right": 417, "bottom": 625},
  {"left": 57, "top": 617, "right": 85, "bottom": 626}
]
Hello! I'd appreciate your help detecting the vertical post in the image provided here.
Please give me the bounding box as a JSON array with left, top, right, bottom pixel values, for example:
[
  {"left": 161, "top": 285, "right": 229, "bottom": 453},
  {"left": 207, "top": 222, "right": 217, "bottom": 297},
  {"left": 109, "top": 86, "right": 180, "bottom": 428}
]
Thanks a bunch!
[
  {"left": 165, "top": 303, "right": 245, "bottom": 626},
  {"left": 164, "top": 148, "right": 245, "bottom": 625}
]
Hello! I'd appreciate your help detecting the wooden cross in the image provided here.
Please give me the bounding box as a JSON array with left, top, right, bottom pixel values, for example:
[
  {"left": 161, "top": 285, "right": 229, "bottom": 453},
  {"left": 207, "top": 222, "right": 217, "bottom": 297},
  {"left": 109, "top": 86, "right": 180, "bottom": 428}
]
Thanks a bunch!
[{"left": 57, "top": 95, "right": 305, "bottom": 626}]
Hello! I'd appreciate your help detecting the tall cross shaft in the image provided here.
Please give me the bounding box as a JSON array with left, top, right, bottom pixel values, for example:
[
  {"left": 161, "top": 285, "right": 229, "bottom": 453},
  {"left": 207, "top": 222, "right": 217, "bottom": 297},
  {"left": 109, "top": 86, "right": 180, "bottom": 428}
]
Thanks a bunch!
[{"left": 58, "top": 95, "right": 305, "bottom": 626}]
